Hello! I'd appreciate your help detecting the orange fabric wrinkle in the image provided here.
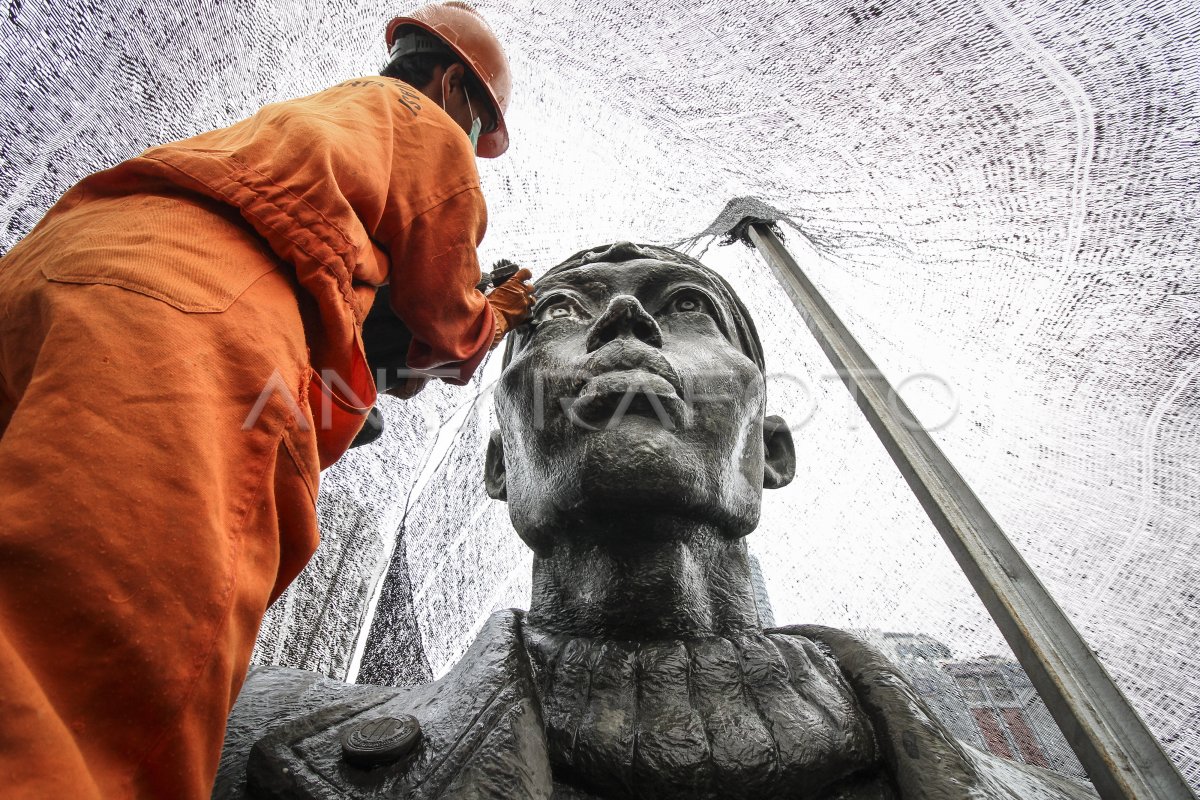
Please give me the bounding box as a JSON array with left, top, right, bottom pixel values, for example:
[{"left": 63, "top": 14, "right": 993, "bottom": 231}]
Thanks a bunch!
[{"left": 0, "top": 76, "right": 493, "bottom": 797}]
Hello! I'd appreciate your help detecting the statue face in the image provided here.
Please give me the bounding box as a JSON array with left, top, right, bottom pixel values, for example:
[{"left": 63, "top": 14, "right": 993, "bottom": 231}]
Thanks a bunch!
[{"left": 489, "top": 256, "right": 793, "bottom": 551}]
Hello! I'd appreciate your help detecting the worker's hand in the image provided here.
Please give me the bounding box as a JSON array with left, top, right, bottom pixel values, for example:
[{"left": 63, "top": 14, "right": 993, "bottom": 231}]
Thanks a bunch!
[{"left": 486, "top": 267, "right": 536, "bottom": 348}]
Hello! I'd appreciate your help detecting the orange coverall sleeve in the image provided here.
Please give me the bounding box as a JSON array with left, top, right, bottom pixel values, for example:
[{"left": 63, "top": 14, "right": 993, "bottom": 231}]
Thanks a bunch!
[
  {"left": 288, "top": 79, "right": 495, "bottom": 382},
  {"left": 388, "top": 186, "right": 493, "bottom": 383}
]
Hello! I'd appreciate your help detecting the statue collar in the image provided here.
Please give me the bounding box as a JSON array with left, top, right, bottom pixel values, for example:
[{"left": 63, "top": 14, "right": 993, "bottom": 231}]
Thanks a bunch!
[{"left": 218, "top": 611, "right": 1098, "bottom": 800}]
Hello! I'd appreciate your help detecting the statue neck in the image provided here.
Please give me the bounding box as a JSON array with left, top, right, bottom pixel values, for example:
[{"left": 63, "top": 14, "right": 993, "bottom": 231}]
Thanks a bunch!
[{"left": 526, "top": 519, "right": 761, "bottom": 639}]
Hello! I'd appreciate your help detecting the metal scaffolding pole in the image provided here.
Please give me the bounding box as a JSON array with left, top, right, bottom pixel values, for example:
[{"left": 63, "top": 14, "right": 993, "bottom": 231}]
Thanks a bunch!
[{"left": 744, "top": 222, "right": 1195, "bottom": 800}]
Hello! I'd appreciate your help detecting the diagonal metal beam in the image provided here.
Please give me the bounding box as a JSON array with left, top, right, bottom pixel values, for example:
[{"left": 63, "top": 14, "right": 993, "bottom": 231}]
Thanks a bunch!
[{"left": 745, "top": 222, "right": 1195, "bottom": 800}]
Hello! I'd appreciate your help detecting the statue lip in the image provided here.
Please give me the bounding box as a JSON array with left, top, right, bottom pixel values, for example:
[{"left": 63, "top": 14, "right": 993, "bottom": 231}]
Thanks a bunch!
[
  {"left": 564, "top": 343, "right": 687, "bottom": 428},
  {"left": 579, "top": 342, "right": 683, "bottom": 395},
  {"left": 571, "top": 369, "right": 686, "bottom": 428}
]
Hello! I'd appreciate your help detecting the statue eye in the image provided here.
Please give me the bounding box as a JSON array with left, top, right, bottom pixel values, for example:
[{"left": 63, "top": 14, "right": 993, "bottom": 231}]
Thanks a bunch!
[
  {"left": 534, "top": 296, "right": 587, "bottom": 324},
  {"left": 664, "top": 290, "right": 713, "bottom": 316}
]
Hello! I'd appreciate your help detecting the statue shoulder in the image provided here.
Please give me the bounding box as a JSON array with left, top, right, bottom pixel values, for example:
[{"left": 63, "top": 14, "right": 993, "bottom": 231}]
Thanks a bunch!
[
  {"left": 215, "top": 666, "right": 389, "bottom": 799},
  {"left": 216, "top": 609, "right": 552, "bottom": 800},
  {"left": 766, "top": 624, "right": 890, "bottom": 670},
  {"left": 769, "top": 625, "right": 1096, "bottom": 800}
]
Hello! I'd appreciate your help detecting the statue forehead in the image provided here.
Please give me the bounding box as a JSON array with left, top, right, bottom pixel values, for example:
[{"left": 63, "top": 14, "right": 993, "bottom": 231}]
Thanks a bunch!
[
  {"left": 505, "top": 249, "right": 766, "bottom": 373},
  {"left": 523, "top": 258, "right": 748, "bottom": 364},
  {"left": 536, "top": 258, "right": 728, "bottom": 299}
]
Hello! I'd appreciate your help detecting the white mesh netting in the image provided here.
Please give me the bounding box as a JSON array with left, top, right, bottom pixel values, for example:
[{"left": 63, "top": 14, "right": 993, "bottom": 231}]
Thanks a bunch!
[{"left": 2, "top": 0, "right": 1198, "bottom": 790}]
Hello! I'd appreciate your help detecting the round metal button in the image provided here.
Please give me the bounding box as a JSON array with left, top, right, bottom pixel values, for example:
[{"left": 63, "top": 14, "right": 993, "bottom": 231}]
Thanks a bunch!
[{"left": 340, "top": 714, "right": 421, "bottom": 768}]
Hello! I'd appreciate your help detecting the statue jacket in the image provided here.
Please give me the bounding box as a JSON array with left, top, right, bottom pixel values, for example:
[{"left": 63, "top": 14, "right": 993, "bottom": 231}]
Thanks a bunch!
[{"left": 213, "top": 611, "right": 1096, "bottom": 800}]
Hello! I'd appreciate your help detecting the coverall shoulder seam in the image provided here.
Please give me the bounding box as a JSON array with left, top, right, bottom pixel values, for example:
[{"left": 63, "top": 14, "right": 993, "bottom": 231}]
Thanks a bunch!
[
  {"left": 399, "top": 184, "right": 485, "bottom": 236},
  {"left": 321, "top": 75, "right": 483, "bottom": 230}
]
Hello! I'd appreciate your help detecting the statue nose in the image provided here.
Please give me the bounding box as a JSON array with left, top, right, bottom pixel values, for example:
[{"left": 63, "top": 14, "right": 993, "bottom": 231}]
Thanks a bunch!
[{"left": 586, "top": 295, "right": 663, "bottom": 352}]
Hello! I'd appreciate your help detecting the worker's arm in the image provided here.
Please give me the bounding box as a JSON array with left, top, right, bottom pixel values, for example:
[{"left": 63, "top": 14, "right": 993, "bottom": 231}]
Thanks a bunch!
[
  {"left": 326, "top": 78, "right": 496, "bottom": 384},
  {"left": 386, "top": 185, "right": 494, "bottom": 384}
]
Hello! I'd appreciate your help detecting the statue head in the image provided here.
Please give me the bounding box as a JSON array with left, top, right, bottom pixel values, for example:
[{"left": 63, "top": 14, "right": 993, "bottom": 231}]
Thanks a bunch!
[{"left": 486, "top": 242, "right": 795, "bottom": 555}]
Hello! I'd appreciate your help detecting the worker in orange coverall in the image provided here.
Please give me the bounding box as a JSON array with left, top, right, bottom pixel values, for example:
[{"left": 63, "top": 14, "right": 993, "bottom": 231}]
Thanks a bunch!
[{"left": 0, "top": 3, "right": 534, "bottom": 798}]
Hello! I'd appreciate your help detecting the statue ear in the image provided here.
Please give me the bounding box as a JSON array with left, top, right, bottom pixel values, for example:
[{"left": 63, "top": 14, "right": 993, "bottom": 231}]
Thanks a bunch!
[
  {"left": 762, "top": 415, "right": 795, "bottom": 489},
  {"left": 485, "top": 429, "right": 507, "bottom": 501}
]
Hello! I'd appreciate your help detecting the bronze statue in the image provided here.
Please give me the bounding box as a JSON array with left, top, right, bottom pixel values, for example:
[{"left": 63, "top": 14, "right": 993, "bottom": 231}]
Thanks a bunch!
[{"left": 214, "top": 242, "right": 1096, "bottom": 799}]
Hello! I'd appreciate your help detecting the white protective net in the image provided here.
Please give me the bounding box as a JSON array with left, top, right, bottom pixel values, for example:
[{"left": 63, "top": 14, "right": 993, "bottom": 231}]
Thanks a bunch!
[{"left": 2, "top": 0, "right": 1198, "bottom": 790}]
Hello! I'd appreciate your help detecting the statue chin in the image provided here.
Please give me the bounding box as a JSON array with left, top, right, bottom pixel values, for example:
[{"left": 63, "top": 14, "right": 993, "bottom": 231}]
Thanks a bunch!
[
  {"left": 575, "top": 424, "right": 759, "bottom": 527},
  {"left": 505, "top": 432, "right": 707, "bottom": 537}
]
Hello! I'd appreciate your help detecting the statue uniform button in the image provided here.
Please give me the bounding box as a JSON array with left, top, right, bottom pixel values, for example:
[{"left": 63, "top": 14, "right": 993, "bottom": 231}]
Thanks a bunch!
[{"left": 340, "top": 714, "right": 421, "bottom": 768}]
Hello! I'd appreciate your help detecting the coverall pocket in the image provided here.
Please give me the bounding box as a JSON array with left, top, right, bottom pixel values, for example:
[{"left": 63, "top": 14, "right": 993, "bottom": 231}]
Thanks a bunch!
[{"left": 38, "top": 192, "right": 282, "bottom": 313}]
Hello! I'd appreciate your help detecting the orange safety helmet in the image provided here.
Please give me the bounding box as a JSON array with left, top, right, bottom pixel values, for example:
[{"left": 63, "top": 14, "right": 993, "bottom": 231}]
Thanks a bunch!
[{"left": 386, "top": 2, "right": 512, "bottom": 158}]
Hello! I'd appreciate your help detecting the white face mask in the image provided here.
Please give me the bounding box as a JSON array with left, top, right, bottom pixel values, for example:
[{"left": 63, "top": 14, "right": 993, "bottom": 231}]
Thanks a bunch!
[
  {"left": 465, "top": 88, "right": 482, "bottom": 153},
  {"left": 442, "top": 72, "right": 482, "bottom": 156}
]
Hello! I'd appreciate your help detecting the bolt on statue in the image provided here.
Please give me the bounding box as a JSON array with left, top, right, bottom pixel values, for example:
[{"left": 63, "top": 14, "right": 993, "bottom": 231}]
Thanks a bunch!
[{"left": 213, "top": 243, "right": 1097, "bottom": 799}]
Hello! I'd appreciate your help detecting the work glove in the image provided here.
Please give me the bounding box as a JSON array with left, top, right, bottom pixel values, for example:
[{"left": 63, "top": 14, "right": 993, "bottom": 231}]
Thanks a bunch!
[{"left": 486, "top": 267, "right": 536, "bottom": 348}]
